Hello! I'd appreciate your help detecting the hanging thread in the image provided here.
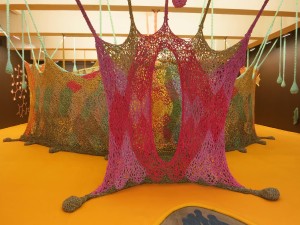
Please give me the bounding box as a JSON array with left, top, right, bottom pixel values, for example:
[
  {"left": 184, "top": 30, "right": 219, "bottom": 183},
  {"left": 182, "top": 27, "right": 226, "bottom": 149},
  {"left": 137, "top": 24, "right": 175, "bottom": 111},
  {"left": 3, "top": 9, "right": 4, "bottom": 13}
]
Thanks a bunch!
[
  {"left": 84, "top": 50, "right": 86, "bottom": 69},
  {"left": 290, "top": 0, "right": 299, "bottom": 94},
  {"left": 50, "top": 38, "right": 64, "bottom": 59},
  {"left": 99, "top": 0, "right": 102, "bottom": 37},
  {"left": 73, "top": 37, "right": 78, "bottom": 72},
  {"left": 23, "top": 11, "right": 40, "bottom": 71},
  {"left": 257, "top": 38, "right": 278, "bottom": 68},
  {"left": 23, "top": 0, "right": 47, "bottom": 56},
  {"left": 154, "top": 10, "right": 159, "bottom": 33},
  {"left": 21, "top": 11, "right": 27, "bottom": 90},
  {"left": 247, "top": 49, "right": 249, "bottom": 68},
  {"left": 281, "top": 37, "right": 287, "bottom": 87},
  {"left": 239, "top": 0, "right": 283, "bottom": 79},
  {"left": 277, "top": 17, "right": 283, "bottom": 84},
  {"left": 62, "top": 35, "right": 66, "bottom": 69},
  {"left": 0, "top": 25, "right": 22, "bottom": 59},
  {"left": 200, "top": 0, "right": 207, "bottom": 24},
  {"left": 210, "top": 0, "right": 214, "bottom": 49},
  {"left": 146, "top": 12, "right": 149, "bottom": 35},
  {"left": 5, "top": 0, "right": 13, "bottom": 74},
  {"left": 106, "top": 0, "right": 117, "bottom": 44},
  {"left": 37, "top": 43, "right": 42, "bottom": 66},
  {"left": 251, "top": 0, "right": 283, "bottom": 77}
]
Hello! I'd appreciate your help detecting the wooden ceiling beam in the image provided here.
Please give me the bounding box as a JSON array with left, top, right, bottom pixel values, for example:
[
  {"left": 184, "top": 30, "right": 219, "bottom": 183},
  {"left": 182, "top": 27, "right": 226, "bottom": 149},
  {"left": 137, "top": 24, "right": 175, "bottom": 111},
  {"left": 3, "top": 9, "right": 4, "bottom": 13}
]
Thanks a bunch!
[
  {"left": 0, "top": 4, "right": 298, "bottom": 17},
  {"left": 248, "top": 21, "right": 300, "bottom": 48},
  {"left": 0, "top": 32, "right": 262, "bottom": 41}
]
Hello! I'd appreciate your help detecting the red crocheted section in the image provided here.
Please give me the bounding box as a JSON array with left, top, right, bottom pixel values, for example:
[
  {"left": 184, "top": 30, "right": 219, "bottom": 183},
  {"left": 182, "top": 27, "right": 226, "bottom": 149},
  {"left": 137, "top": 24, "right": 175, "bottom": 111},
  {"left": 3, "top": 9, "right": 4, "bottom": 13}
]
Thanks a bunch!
[{"left": 67, "top": 81, "right": 82, "bottom": 93}]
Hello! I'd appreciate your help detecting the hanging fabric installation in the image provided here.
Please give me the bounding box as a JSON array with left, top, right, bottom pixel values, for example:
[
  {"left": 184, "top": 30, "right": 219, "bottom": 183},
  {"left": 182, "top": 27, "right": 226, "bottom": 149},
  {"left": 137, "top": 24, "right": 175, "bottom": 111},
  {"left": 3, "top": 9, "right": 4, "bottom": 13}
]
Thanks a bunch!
[{"left": 62, "top": 0, "right": 280, "bottom": 212}]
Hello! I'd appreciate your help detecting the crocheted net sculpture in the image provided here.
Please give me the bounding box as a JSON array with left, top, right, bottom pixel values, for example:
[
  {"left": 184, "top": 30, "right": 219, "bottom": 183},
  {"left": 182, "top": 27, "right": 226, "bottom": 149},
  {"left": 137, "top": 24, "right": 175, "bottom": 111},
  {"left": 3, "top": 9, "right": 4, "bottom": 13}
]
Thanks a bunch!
[
  {"left": 4, "top": 58, "right": 109, "bottom": 155},
  {"left": 225, "top": 66, "right": 275, "bottom": 153},
  {"left": 4, "top": 57, "right": 272, "bottom": 156},
  {"left": 62, "top": 0, "right": 279, "bottom": 212}
]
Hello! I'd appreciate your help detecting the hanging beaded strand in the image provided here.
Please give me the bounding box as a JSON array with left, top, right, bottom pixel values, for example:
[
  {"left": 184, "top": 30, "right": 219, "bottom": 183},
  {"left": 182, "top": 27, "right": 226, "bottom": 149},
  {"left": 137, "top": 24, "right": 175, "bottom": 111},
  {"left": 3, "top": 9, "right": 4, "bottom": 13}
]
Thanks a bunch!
[
  {"left": 290, "top": 0, "right": 299, "bottom": 94},
  {"left": 21, "top": 11, "right": 27, "bottom": 90},
  {"left": 210, "top": 0, "right": 214, "bottom": 49},
  {"left": 73, "top": 37, "right": 78, "bottom": 72},
  {"left": 106, "top": 0, "right": 117, "bottom": 44},
  {"left": 277, "top": 17, "right": 283, "bottom": 84},
  {"left": 5, "top": 0, "right": 13, "bottom": 74},
  {"left": 281, "top": 37, "right": 287, "bottom": 87},
  {"left": 199, "top": 0, "right": 207, "bottom": 25}
]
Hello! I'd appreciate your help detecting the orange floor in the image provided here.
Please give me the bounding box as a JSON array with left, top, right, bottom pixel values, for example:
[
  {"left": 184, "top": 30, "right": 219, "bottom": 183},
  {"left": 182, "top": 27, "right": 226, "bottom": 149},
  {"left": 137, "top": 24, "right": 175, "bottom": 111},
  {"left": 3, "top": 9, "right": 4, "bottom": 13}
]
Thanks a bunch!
[{"left": 0, "top": 124, "right": 299, "bottom": 225}]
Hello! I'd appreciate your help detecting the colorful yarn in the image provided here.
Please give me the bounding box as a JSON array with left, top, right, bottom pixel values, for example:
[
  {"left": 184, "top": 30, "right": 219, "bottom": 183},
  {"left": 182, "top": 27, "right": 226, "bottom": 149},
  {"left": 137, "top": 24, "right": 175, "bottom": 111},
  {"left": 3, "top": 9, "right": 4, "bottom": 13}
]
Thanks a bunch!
[{"left": 65, "top": 0, "right": 278, "bottom": 212}]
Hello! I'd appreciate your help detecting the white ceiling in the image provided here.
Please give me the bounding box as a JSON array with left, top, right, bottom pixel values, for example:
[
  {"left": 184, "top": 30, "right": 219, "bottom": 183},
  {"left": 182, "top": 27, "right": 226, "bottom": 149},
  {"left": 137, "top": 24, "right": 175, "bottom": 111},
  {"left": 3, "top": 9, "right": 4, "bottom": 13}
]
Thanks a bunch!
[{"left": 0, "top": 0, "right": 299, "bottom": 60}]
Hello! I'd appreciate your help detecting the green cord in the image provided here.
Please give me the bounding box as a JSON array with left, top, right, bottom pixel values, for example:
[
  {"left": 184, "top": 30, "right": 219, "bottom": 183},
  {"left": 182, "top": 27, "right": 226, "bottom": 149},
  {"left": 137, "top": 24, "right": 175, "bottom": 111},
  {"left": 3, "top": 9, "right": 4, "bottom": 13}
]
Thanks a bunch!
[
  {"left": 290, "top": 0, "right": 299, "bottom": 94},
  {"left": 247, "top": 49, "right": 249, "bottom": 68},
  {"left": 21, "top": 11, "right": 27, "bottom": 90},
  {"left": 107, "top": 0, "right": 117, "bottom": 44},
  {"left": 5, "top": 0, "right": 13, "bottom": 74},
  {"left": 23, "top": 0, "right": 48, "bottom": 57},
  {"left": 250, "top": 0, "right": 284, "bottom": 79},
  {"left": 200, "top": 0, "right": 206, "bottom": 26},
  {"left": 277, "top": 17, "right": 283, "bottom": 84},
  {"left": 50, "top": 38, "right": 64, "bottom": 59},
  {"left": 211, "top": 0, "right": 214, "bottom": 47},
  {"left": 257, "top": 38, "right": 278, "bottom": 69},
  {"left": 23, "top": 11, "right": 40, "bottom": 71},
  {"left": 239, "top": 0, "right": 283, "bottom": 79},
  {"left": 281, "top": 37, "right": 286, "bottom": 88},
  {"left": 0, "top": 26, "right": 22, "bottom": 59},
  {"left": 99, "top": 0, "right": 117, "bottom": 44},
  {"left": 37, "top": 43, "right": 42, "bottom": 66},
  {"left": 99, "top": 0, "right": 102, "bottom": 37},
  {"left": 73, "top": 37, "right": 78, "bottom": 72}
]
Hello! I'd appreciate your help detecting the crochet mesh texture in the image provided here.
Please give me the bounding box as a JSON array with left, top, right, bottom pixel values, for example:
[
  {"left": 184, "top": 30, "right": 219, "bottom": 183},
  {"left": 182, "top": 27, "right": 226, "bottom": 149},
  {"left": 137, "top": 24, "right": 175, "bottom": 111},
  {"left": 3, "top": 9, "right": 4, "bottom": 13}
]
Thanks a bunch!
[
  {"left": 69, "top": 0, "right": 278, "bottom": 203},
  {"left": 18, "top": 57, "right": 266, "bottom": 156},
  {"left": 22, "top": 60, "right": 108, "bottom": 155},
  {"left": 225, "top": 66, "right": 269, "bottom": 152}
]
